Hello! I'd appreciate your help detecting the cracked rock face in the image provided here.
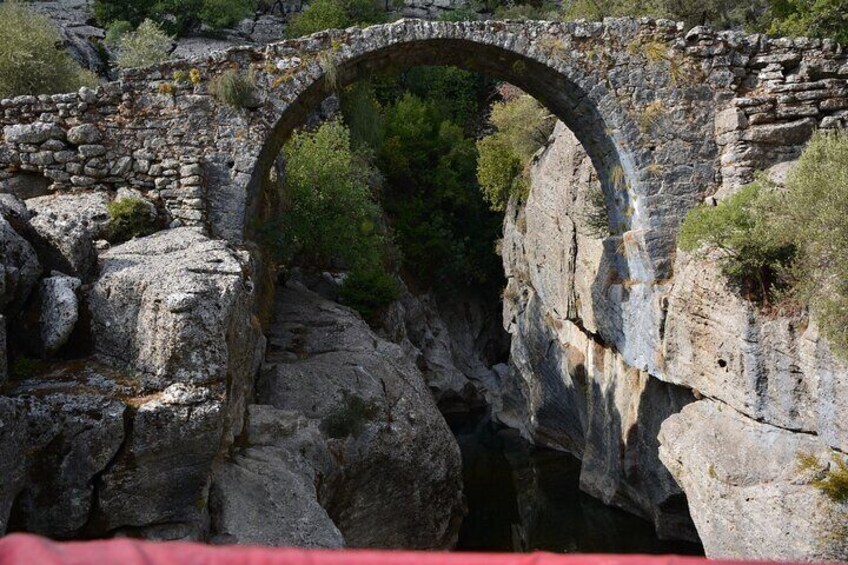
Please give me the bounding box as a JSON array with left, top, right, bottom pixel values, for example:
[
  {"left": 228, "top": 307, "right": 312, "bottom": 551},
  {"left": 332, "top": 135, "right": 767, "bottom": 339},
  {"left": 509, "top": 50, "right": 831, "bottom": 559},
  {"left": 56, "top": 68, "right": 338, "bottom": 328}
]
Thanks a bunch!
[
  {"left": 662, "top": 250, "right": 848, "bottom": 453},
  {"left": 39, "top": 273, "right": 81, "bottom": 354},
  {"left": 210, "top": 405, "right": 344, "bottom": 548},
  {"left": 230, "top": 282, "right": 465, "bottom": 550},
  {"left": 500, "top": 124, "right": 698, "bottom": 542},
  {"left": 0, "top": 365, "right": 127, "bottom": 539},
  {"left": 1, "top": 216, "right": 42, "bottom": 316},
  {"left": 96, "top": 383, "right": 225, "bottom": 535},
  {"left": 659, "top": 400, "right": 848, "bottom": 562},
  {"left": 26, "top": 192, "right": 110, "bottom": 280}
]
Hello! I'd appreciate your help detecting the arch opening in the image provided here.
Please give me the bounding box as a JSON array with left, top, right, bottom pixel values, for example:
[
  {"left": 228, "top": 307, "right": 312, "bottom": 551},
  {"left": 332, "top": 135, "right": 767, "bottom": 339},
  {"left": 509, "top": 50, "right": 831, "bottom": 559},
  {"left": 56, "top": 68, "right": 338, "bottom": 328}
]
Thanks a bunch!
[{"left": 244, "top": 36, "right": 640, "bottom": 253}]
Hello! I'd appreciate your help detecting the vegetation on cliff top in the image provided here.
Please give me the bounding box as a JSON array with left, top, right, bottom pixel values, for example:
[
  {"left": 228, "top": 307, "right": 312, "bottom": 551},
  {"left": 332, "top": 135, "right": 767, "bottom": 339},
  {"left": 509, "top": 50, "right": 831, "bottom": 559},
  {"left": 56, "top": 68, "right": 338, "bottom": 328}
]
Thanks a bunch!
[
  {"left": 0, "top": 2, "right": 97, "bottom": 99},
  {"left": 679, "top": 132, "right": 848, "bottom": 358}
]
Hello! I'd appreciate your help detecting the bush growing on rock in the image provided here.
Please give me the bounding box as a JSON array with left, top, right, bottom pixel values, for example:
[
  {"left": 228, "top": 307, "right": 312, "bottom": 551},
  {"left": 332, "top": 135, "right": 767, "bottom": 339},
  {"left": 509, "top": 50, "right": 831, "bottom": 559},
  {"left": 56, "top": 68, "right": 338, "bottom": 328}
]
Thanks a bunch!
[
  {"left": 107, "top": 197, "right": 156, "bottom": 242},
  {"left": 678, "top": 133, "right": 848, "bottom": 357},
  {"left": 760, "top": 0, "right": 848, "bottom": 44},
  {"left": 94, "top": 0, "right": 257, "bottom": 36},
  {"left": 677, "top": 183, "right": 795, "bottom": 303},
  {"left": 0, "top": 2, "right": 98, "bottom": 99},
  {"left": 773, "top": 132, "right": 848, "bottom": 357},
  {"left": 113, "top": 19, "right": 172, "bottom": 69},
  {"left": 476, "top": 94, "right": 554, "bottom": 211},
  {"left": 339, "top": 267, "right": 400, "bottom": 321},
  {"left": 286, "top": 0, "right": 386, "bottom": 38},
  {"left": 321, "top": 394, "right": 381, "bottom": 439},
  {"left": 210, "top": 69, "right": 260, "bottom": 109}
]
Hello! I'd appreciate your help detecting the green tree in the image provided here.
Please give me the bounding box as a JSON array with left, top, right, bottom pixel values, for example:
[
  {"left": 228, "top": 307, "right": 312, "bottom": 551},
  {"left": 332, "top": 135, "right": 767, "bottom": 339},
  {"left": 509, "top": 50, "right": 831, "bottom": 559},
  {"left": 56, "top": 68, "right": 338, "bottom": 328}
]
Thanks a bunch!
[
  {"left": 761, "top": 0, "right": 848, "bottom": 43},
  {"left": 114, "top": 19, "right": 172, "bottom": 69},
  {"left": 774, "top": 132, "right": 848, "bottom": 356},
  {"left": 0, "top": 2, "right": 97, "bottom": 98},
  {"left": 678, "top": 183, "right": 795, "bottom": 303},
  {"left": 269, "top": 119, "right": 386, "bottom": 271},
  {"left": 286, "top": 0, "right": 385, "bottom": 38},
  {"left": 476, "top": 94, "right": 553, "bottom": 211}
]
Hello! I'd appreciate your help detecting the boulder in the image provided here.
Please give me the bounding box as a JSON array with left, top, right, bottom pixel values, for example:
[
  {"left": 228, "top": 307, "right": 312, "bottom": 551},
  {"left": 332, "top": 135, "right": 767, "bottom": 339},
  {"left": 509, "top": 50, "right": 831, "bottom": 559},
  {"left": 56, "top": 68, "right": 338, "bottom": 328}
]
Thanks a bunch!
[
  {"left": 210, "top": 406, "right": 344, "bottom": 548},
  {"left": 88, "top": 228, "right": 263, "bottom": 404},
  {"left": 0, "top": 217, "right": 42, "bottom": 314},
  {"left": 254, "top": 283, "right": 465, "bottom": 549},
  {"left": 0, "top": 397, "right": 29, "bottom": 533},
  {"left": 39, "top": 273, "right": 81, "bottom": 355},
  {"left": 88, "top": 228, "right": 264, "bottom": 531},
  {"left": 96, "top": 383, "right": 224, "bottom": 536},
  {"left": 9, "top": 388, "right": 125, "bottom": 539},
  {"left": 26, "top": 192, "right": 110, "bottom": 280},
  {"left": 659, "top": 400, "right": 848, "bottom": 561},
  {"left": 2, "top": 365, "right": 127, "bottom": 538}
]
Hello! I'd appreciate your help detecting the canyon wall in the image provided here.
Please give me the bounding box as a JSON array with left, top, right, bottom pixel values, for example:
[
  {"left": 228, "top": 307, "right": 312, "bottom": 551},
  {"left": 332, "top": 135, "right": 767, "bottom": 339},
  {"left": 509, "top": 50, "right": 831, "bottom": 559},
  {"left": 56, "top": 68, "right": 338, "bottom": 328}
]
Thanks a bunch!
[{"left": 497, "top": 123, "right": 848, "bottom": 560}]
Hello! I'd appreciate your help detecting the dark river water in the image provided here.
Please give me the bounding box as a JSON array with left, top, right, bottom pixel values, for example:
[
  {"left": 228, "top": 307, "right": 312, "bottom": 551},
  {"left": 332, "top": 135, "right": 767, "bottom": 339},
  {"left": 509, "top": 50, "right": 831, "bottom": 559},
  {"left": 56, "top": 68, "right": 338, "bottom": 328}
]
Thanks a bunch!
[{"left": 449, "top": 413, "right": 704, "bottom": 555}]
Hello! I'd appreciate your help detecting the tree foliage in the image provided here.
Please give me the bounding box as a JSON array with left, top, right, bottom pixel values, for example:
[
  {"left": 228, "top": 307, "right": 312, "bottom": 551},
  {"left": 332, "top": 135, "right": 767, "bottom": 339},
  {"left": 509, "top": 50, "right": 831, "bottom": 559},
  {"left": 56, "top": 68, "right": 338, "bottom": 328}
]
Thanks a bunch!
[
  {"left": 94, "top": 0, "right": 256, "bottom": 36},
  {"left": 113, "top": 19, "right": 172, "bottom": 69},
  {"left": 0, "top": 2, "right": 97, "bottom": 99},
  {"left": 678, "top": 133, "right": 848, "bottom": 357},
  {"left": 775, "top": 132, "right": 848, "bottom": 356},
  {"left": 286, "top": 0, "right": 386, "bottom": 38},
  {"left": 679, "top": 183, "right": 795, "bottom": 302},
  {"left": 761, "top": 0, "right": 848, "bottom": 44},
  {"left": 271, "top": 119, "right": 386, "bottom": 271},
  {"left": 476, "top": 94, "right": 553, "bottom": 211}
]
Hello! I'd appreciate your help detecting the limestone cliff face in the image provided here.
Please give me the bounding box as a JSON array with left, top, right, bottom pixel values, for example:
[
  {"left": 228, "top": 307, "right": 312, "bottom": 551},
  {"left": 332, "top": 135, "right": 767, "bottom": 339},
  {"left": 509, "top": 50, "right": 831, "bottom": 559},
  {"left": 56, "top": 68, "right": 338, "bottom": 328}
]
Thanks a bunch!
[{"left": 499, "top": 123, "right": 848, "bottom": 560}]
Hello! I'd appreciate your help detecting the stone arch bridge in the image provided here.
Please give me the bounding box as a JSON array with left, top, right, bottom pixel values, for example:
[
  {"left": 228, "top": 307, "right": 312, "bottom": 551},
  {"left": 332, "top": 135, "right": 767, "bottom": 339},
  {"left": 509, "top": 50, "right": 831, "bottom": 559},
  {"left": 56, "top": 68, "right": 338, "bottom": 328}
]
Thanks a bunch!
[
  {"left": 1, "top": 17, "right": 847, "bottom": 377},
  {"left": 2, "top": 18, "right": 848, "bottom": 556},
  {"left": 2, "top": 18, "right": 847, "bottom": 266}
]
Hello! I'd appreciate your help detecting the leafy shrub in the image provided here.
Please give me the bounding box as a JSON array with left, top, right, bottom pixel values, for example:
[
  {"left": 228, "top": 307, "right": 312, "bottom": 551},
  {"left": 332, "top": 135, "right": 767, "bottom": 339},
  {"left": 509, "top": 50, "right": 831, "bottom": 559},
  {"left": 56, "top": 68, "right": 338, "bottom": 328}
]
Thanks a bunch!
[
  {"left": 266, "top": 119, "right": 386, "bottom": 271},
  {"left": 494, "top": 1, "right": 558, "bottom": 20},
  {"left": 761, "top": 0, "right": 848, "bottom": 44},
  {"left": 579, "top": 184, "right": 610, "bottom": 238},
  {"left": 476, "top": 134, "right": 526, "bottom": 211},
  {"left": 476, "top": 94, "right": 553, "bottom": 211},
  {"left": 678, "top": 183, "right": 795, "bottom": 303},
  {"left": 286, "top": 0, "right": 385, "bottom": 38},
  {"left": 0, "top": 2, "right": 98, "bottom": 98},
  {"left": 104, "top": 20, "right": 134, "bottom": 47},
  {"left": 774, "top": 132, "right": 848, "bottom": 356},
  {"left": 339, "top": 267, "right": 400, "bottom": 320},
  {"left": 107, "top": 197, "right": 156, "bottom": 242},
  {"left": 94, "top": 0, "right": 258, "bottom": 36},
  {"left": 796, "top": 452, "right": 848, "bottom": 504},
  {"left": 321, "top": 394, "right": 380, "bottom": 439},
  {"left": 198, "top": 0, "right": 256, "bottom": 29},
  {"left": 438, "top": 6, "right": 481, "bottom": 20},
  {"left": 816, "top": 456, "right": 848, "bottom": 504},
  {"left": 114, "top": 19, "right": 172, "bottom": 69},
  {"left": 489, "top": 94, "right": 554, "bottom": 162},
  {"left": 210, "top": 68, "right": 260, "bottom": 108}
]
